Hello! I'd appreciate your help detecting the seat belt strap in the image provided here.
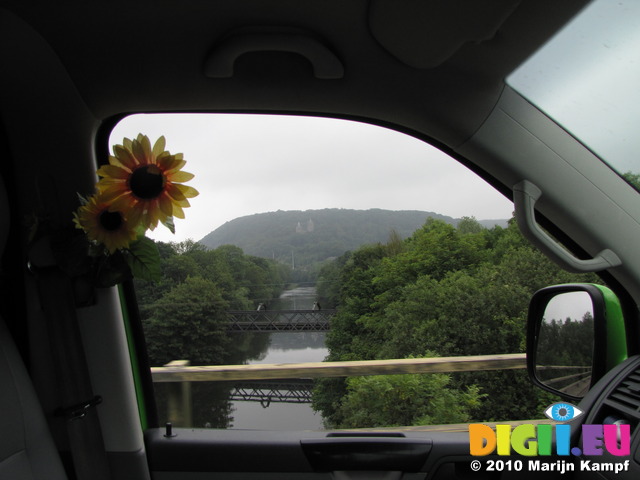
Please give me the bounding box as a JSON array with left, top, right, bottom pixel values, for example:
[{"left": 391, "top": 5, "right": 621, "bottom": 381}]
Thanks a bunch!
[{"left": 35, "top": 266, "right": 112, "bottom": 480}]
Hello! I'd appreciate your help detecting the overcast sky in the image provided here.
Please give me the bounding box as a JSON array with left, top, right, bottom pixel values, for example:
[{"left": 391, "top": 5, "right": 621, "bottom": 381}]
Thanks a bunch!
[
  {"left": 543, "top": 291, "right": 593, "bottom": 324},
  {"left": 110, "top": 114, "right": 514, "bottom": 243}
]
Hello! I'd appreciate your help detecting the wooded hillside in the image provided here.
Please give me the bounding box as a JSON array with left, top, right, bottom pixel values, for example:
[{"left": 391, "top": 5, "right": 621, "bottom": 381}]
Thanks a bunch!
[{"left": 199, "top": 208, "right": 508, "bottom": 280}]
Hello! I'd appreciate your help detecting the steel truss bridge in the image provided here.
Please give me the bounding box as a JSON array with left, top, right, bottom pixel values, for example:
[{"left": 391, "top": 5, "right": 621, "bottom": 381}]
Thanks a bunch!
[
  {"left": 229, "top": 379, "right": 313, "bottom": 406},
  {"left": 226, "top": 310, "right": 335, "bottom": 332}
]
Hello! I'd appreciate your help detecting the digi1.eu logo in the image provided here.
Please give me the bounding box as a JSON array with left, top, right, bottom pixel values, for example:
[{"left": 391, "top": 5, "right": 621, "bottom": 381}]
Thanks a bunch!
[
  {"left": 469, "top": 402, "right": 630, "bottom": 457},
  {"left": 544, "top": 403, "right": 583, "bottom": 422}
]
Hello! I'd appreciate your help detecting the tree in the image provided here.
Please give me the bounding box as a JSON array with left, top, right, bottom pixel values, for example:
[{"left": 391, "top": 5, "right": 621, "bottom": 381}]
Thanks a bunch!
[
  {"left": 144, "top": 276, "right": 230, "bottom": 366},
  {"left": 623, "top": 172, "right": 640, "bottom": 190},
  {"left": 169, "top": 238, "right": 208, "bottom": 255},
  {"left": 316, "top": 252, "right": 349, "bottom": 308},
  {"left": 314, "top": 216, "right": 602, "bottom": 426},
  {"left": 457, "top": 216, "right": 484, "bottom": 235},
  {"left": 136, "top": 240, "right": 289, "bottom": 367},
  {"left": 163, "top": 254, "right": 201, "bottom": 285},
  {"left": 324, "top": 372, "right": 483, "bottom": 428}
]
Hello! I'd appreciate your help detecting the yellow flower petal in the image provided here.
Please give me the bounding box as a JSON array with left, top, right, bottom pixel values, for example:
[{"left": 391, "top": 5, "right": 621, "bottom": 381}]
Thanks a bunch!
[
  {"left": 139, "top": 134, "right": 152, "bottom": 160},
  {"left": 98, "top": 186, "right": 128, "bottom": 203},
  {"left": 158, "top": 155, "right": 186, "bottom": 173},
  {"left": 97, "top": 164, "right": 130, "bottom": 179},
  {"left": 172, "top": 203, "right": 186, "bottom": 219},
  {"left": 96, "top": 178, "right": 126, "bottom": 189},
  {"left": 152, "top": 136, "right": 166, "bottom": 158},
  {"left": 126, "top": 203, "right": 143, "bottom": 226},
  {"left": 131, "top": 139, "right": 148, "bottom": 165},
  {"left": 113, "top": 144, "right": 138, "bottom": 169},
  {"left": 166, "top": 184, "right": 187, "bottom": 202},
  {"left": 169, "top": 171, "right": 195, "bottom": 182},
  {"left": 145, "top": 201, "right": 164, "bottom": 228},
  {"left": 177, "top": 184, "right": 199, "bottom": 198},
  {"left": 107, "top": 155, "right": 126, "bottom": 170},
  {"left": 159, "top": 194, "right": 174, "bottom": 217}
]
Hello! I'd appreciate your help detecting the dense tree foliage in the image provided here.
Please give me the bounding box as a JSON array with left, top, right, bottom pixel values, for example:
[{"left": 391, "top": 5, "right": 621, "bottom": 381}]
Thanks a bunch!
[
  {"left": 333, "top": 372, "right": 483, "bottom": 428},
  {"left": 535, "top": 312, "right": 594, "bottom": 394},
  {"left": 135, "top": 240, "right": 290, "bottom": 366},
  {"left": 314, "top": 217, "right": 600, "bottom": 427},
  {"left": 537, "top": 313, "right": 594, "bottom": 368}
]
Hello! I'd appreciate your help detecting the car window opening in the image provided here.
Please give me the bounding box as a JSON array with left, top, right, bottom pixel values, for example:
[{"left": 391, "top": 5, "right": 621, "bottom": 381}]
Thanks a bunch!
[{"left": 111, "top": 114, "right": 602, "bottom": 430}]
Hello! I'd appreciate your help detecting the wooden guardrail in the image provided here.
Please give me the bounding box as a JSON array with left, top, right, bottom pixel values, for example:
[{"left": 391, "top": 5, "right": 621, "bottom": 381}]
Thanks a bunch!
[{"left": 151, "top": 353, "right": 527, "bottom": 383}]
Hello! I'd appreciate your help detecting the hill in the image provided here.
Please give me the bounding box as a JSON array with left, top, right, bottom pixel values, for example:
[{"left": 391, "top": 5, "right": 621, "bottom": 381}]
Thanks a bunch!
[{"left": 199, "top": 209, "right": 508, "bottom": 278}]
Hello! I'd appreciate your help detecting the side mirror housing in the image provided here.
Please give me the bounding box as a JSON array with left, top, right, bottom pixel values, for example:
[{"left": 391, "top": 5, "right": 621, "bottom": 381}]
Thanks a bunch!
[{"left": 527, "top": 284, "right": 627, "bottom": 401}]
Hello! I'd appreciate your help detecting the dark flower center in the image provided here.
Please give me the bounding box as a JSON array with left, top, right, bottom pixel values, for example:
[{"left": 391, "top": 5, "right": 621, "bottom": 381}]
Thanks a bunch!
[
  {"left": 129, "top": 165, "right": 165, "bottom": 199},
  {"left": 99, "top": 210, "right": 124, "bottom": 231}
]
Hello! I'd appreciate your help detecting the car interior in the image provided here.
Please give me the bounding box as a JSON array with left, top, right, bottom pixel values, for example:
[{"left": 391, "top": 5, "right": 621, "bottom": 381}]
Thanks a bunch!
[{"left": 1, "top": 0, "right": 640, "bottom": 479}]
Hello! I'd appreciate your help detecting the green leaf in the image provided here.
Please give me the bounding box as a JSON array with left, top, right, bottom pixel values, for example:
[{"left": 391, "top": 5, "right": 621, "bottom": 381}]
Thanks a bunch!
[
  {"left": 134, "top": 223, "right": 147, "bottom": 237},
  {"left": 125, "top": 236, "right": 161, "bottom": 282},
  {"left": 161, "top": 216, "right": 176, "bottom": 234}
]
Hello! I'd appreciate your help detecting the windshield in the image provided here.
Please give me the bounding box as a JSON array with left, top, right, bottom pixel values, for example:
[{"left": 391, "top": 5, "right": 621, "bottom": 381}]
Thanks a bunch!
[{"left": 508, "top": 0, "right": 640, "bottom": 183}]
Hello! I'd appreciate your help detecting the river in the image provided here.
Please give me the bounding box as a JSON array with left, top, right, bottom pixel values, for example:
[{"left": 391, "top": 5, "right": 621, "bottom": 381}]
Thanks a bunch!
[
  {"left": 229, "top": 286, "right": 328, "bottom": 430},
  {"left": 154, "top": 286, "right": 329, "bottom": 430}
]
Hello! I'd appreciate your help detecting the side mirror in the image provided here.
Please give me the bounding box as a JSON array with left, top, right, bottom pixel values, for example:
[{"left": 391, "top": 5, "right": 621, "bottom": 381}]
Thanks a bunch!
[{"left": 527, "top": 284, "right": 627, "bottom": 401}]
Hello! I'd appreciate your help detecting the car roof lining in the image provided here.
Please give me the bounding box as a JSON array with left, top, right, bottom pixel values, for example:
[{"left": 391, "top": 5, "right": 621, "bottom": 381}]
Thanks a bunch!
[
  {"left": 369, "top": 0, "right": 523, "bottom": 69},
  {"left": 1, "top": 0, "right": 589, "bottom": 148}
]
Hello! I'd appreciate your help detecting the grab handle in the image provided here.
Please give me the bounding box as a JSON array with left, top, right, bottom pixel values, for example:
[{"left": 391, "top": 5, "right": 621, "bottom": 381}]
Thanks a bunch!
[
  {"left": 513, "top": 180, "right": 621, "bottom": 273},
  {"left": 204, "top": 33, "right": 344, "bottom": 79}
]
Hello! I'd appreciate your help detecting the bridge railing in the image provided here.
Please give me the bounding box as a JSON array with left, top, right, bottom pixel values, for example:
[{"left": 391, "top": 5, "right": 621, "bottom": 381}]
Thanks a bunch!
[
  {"left": 152, "top": 353, "right": 526, "bottom": 382},
  {"left": 226, "top": 309, "right": 336, "bottom": 331},
  {"left": 153, "top": 354, "right": 527, "bottom": 427}
]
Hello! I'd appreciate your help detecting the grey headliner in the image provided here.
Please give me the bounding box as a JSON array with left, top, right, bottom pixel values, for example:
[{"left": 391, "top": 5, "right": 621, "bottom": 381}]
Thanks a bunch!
[{"left": 0, "top": 0, "right": 588, "bottom": 147}]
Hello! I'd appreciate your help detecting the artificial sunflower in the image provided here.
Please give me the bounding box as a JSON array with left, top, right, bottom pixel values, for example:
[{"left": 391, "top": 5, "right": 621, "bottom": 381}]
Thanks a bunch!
[
  {"left": 73, "top": 193, "right": 139, "bottom": 253},
  {"left": 96, "top": 134, "right": 198, "bottom": 230}
]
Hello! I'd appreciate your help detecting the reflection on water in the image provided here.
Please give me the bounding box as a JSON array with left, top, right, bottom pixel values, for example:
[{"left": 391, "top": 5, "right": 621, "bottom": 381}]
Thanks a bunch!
[
  {"left": 228, "top": 330, "right": 327, "bottom": 430},
  {"left": 155, "top": 286, "right": 329, "bottom": 430},
  {"left": 229, "top": 401, "right": 323, "bottom": 430},
  {"left": 250, "top": 332, "right": 327, "bottom": 364}
]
